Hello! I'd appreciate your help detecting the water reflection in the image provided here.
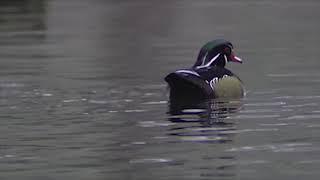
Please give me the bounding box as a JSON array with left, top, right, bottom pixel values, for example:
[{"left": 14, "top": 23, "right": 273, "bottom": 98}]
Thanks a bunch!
[
  {"left": 0, "top": 0, "right": 47, "bottom": 80},
  {"left": 166, "top": 99, "right": 242, "bottom": 178},
  {"left": 0, "top": 0, "right": 46, "bottom": 32},
  {"left": 168, "top": 98, "right": 242, "bottom": 142}
]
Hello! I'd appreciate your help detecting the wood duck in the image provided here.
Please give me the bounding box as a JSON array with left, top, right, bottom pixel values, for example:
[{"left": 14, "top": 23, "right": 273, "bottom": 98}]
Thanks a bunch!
[{"left": 165, "top": 39, "right": 244, "bottom": 102}]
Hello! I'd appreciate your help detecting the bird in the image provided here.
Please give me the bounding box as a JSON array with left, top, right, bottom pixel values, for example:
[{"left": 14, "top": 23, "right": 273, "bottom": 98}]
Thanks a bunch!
[{"left": 165, "top": 39, "right": 244, "bottom": 103}]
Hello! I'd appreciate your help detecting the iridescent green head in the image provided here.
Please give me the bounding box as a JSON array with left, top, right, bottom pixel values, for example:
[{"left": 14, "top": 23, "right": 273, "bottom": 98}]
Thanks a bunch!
[{"left": 193, "top": 39, "right": 242, "bottom": 68}]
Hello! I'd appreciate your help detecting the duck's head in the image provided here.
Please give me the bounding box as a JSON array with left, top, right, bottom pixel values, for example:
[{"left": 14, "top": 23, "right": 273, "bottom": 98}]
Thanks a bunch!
[{"left": 193, "top": 39, "right": 242, "bottom": 68}]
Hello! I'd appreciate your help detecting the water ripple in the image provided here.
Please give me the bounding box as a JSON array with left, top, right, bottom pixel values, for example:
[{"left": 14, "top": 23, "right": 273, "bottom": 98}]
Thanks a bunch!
[
  {"left": 279, "top": 115, "right": 320, "bottom": 120},
  {"left": 138, "top": 121, "right": 175, "bottom": 127},
  {"left": 129, "top": 158, "right": 173, "bottom": 164},
  {"left": 180, "top": 136, "right": 226, "bottom": 142},
  {"left": 282, "top": 103, "right": 318, "bottom": 108},
  {"left": 233, "top": 114, "right": 281, "bottom": 119},
  {"left": 260, "top": 123, "right": 293, "bottom": 126},
  {"left": 297, "top": 160, "right": 320, "bottom": 164},
  {"left": 227, "top": 143, "right": 315, "bottom": 153},
  {"left": 238, "top": 160, "right": 269, "bottom": 165},
  {"left": 267, "top": 73, "right": 302, "bottom": 77},
  {"left": 233, "top": 128, "right": 279, "bottom": 133},
  {"left": 274, "top": 96, "right": 320, "bottom": 100},
  {"left": 306, "top": 124, "right": 320, "bottom": 128},
  {"left": 244, "top": 102, "right": 286, "bottom": 106},
  {"left": 142, "top": 101, "right": 167, "bottom": 105},
  {"left": 124, "top": 109, "right": 147, "bottom": 113},
  {"left": 0, "top": 83, "right": 24, "bottom": 88}
]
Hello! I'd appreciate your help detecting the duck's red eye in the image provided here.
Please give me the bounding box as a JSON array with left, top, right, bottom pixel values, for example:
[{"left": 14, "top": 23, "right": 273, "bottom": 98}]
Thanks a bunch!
[{"left": 224, "top": 47, "right": 231, "bottom": 55}]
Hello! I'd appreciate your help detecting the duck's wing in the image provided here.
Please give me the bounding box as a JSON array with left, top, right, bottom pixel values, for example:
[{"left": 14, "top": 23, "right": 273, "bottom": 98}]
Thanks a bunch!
[{"left": 165, "top": 69, "right": 213, "bottom": 99}]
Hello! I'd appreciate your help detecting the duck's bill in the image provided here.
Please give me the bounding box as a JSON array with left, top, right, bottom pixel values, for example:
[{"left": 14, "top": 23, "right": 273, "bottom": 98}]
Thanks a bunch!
[{"left": 230, "top": 53, "right": 242, "bottom": 63}]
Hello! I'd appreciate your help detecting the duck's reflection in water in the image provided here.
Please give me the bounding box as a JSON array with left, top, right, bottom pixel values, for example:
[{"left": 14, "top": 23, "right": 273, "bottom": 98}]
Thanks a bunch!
[
  {"left": 168, "top": 98, "right": 243, "bottom": 143},
  {"left": 167, "top": 98, "right": 242, "bottom": 178}
]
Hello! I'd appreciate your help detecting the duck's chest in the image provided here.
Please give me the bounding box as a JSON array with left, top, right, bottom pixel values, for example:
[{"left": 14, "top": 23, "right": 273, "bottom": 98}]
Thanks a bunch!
[{"left": 195, "top": 67, "right": 244, "bottom": 98}]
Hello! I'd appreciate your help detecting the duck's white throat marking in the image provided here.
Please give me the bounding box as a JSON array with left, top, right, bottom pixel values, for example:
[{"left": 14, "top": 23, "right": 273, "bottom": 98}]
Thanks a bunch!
[
  {"left": 224, "top": 55, "right": 228, "bottom": 65},
  {"left": 196, "top": 53, "right": 220, "bottom": 69},
  {"left": 201, "top": 52, "right": 208, "bottom": 66}
]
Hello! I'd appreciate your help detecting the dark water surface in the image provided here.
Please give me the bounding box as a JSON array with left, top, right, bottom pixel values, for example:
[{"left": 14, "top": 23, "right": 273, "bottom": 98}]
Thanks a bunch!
[{"left": 1, "top": 0, "right": 320, "bottom": 179}]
